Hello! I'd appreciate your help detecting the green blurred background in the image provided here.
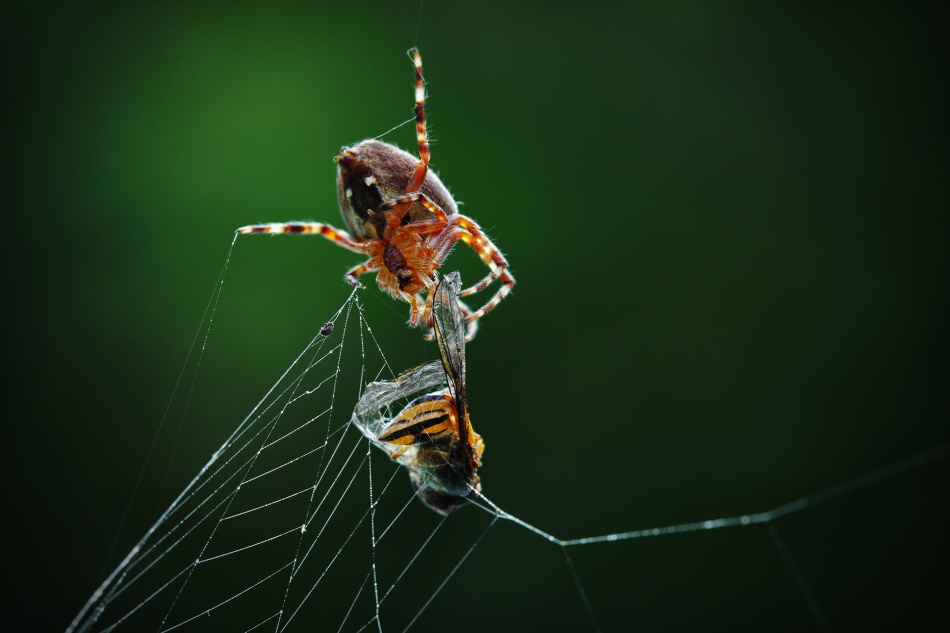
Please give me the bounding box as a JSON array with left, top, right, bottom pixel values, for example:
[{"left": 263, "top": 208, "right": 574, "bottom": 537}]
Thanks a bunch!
[{"left": 10, "top": 1, "right": 947, "bottom": 631}]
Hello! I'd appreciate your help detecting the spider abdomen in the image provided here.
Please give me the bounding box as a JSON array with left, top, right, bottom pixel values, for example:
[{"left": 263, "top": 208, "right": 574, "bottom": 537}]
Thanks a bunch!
[{"left": 336, "top": 139, "right": 458, "bottom": 241}]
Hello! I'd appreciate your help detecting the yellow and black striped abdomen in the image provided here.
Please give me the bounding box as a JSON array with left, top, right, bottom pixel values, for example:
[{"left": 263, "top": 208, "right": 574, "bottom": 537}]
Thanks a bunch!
[{"left": 378, "top": 393, "right": 457, "bottom": 447}]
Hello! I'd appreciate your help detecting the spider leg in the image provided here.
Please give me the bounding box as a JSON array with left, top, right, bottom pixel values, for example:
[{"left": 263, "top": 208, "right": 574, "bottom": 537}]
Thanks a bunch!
[
  {"left": 460, "top": 270, "right": 504, "bottom": 296},
  {"left": 420, "top": 286, "right": 438, "bottom": 338},
  {"left": 454, "top": 217, "right": 516, "bottom": 313},
  {"left": 456, "top": 233, "right": 508, "bottom": 295},
  {"left": 387, "top": 48, "right": 431, "bottom": 231},
  {"left": 406, "top": 291, "right": 429, "bottom": 327},
  {"left": 455, "top": 216, "right": 510, "bottom": 272},
  {"left": 457, "top": 296, "right": 480, "bottom": 342},
  {"left": 381, "top": 192, "right": 448, "bottom": 220},
  {"left": 392, "top": 218, "right": 448, "bottom": 237},
  {"left": 425, "top": 215, "right": 515, "bottom": 326},
  {"left": 236, "top": 221, "right": 371, "bottom": 255},
  {"left": 405, "top": 47, "right": 431, "bottom": 192},
  {"left": 344, "top": 259, "right": 381, "bottom": 287},
  {"left": 463, "top": 277, "right": 513, "bottom": 324},
  {"left": 382, "top": 191, "right": 450, "bottom": 236}
]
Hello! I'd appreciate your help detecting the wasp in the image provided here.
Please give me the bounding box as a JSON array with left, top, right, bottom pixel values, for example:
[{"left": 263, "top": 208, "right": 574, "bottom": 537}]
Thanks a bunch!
[{"left": 352, "top": 271, "right": 483, "bottom": 514}]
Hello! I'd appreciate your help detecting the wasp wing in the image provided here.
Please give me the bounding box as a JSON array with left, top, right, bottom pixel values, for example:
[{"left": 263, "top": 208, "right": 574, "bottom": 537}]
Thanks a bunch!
[
  {"left": 431, "top": 271, "right": 469, "bottom": 447},
  {"left": 352, "top": 271, "right": 471, "bottom": 465},
  {"left": 432, "top": 272, "right": 465, "bottom": 401},
  {"left": 353, "top": 360, "right": 446, "bottom": 444}
]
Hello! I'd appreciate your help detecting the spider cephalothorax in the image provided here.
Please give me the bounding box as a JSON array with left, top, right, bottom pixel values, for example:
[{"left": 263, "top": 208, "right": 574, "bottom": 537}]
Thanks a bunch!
[{"left": 237, "top": 48, "right": 514, "bottom": 340}]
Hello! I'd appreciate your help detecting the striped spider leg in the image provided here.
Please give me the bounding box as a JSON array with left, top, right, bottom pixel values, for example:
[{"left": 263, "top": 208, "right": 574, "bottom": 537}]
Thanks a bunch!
[
  {"left": 236, "top": 47, "right": 514, "bottom": 341},
  {"left": 352, "top": 272, "right": 483, "bottom": 515}
]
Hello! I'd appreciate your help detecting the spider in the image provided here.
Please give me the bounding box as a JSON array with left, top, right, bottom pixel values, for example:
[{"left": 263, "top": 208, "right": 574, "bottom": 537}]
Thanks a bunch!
[
  {"left": 353, "top": 272, "right": 483, "bottom": 515},
  {"left": 237, "top": 48, "right": 514, "bottom": 340}
]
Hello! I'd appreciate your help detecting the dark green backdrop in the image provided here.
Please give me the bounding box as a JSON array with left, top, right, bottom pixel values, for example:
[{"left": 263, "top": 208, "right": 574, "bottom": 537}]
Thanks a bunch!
[{"left": 10, "top": 1, "right": 947, "bottom": 631}]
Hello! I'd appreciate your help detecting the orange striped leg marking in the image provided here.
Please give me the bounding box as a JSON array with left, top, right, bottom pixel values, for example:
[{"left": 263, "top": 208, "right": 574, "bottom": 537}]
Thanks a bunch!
[
  {"left": 344, "top": 261, "right": 380, "bottom": 287},
  {"left": 383, "top": 191, "right": 449, "bottom": 235},
  {"left": 388, "top": 48, "right": 432, "bottom": 231},
  {"left": 236, "top": 221, "right": 371, "bottom": 255},
  {"left": 405, "top": 47, "right": 431, "bottom": 191},
  {"left": 424, "top": 215, "right": 515, "bottom": 324}
]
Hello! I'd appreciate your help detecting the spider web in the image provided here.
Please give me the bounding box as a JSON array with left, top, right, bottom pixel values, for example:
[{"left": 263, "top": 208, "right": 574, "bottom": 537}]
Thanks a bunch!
[
  {"left": 65, "top": 262, "right": 949, "bottom": 633},
  {"left": 65, "top": 269, "right": 499, "bottom": 633}
]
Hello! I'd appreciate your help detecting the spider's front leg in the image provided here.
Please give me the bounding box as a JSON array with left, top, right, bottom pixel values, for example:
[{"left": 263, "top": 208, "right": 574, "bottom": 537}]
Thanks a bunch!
[
  {"left": 380, "top": 191, "right": 449, "bottom": 237},
  {"left": 344, "top": 260, "right": 381, "bottom": 288},
  {"left": 237, "top": 221, "right": 382, "bottom": 289},
  {"left": 236, "top": 221, "right": 371, "bottom": 255}
]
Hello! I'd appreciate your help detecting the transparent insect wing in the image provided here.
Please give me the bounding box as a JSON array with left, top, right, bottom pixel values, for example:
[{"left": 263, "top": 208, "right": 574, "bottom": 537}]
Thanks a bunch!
[
  {"left": 431, "top": 271, "right": 466, "bottom": 402},
  {"left": 349, "top": 271, "right": 481, "bottom": 514},
  {"left": 431, "top": 271, "right": 474, "bottom": 459},
  {"left": 352, "top": 271, "right": 464, "bottom": 438},
  {"left": 352, "top": 360, "right": 446, "bottom": 446}
]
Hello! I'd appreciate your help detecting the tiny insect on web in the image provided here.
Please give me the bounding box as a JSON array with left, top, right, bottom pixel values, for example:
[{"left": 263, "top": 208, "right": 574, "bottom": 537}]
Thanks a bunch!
[
  {"left": 236, "top": 48, "right": 515, "bottom": 341},
  {"left": 352, "top": 271, "right": 483, "bottom": 515}
]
